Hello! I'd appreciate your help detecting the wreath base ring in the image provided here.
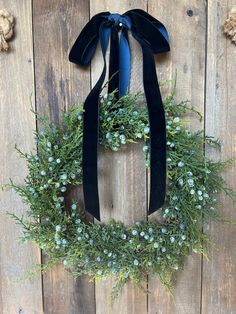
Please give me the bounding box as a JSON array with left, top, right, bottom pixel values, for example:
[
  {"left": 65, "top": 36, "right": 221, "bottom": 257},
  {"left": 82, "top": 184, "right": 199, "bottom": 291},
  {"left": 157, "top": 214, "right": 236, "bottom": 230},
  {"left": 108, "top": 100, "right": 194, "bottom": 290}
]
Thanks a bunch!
[{"left": 8, "top": 88, "right": 235, "bottom": 300}]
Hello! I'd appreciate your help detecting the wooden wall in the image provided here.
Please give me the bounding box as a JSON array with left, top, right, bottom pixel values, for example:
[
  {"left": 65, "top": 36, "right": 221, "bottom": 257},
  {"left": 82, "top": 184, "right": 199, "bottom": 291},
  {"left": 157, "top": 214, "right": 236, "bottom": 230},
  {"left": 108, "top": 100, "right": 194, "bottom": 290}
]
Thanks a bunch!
[{"left": 0, "top": 1, "right": 235, "bottom": 313}]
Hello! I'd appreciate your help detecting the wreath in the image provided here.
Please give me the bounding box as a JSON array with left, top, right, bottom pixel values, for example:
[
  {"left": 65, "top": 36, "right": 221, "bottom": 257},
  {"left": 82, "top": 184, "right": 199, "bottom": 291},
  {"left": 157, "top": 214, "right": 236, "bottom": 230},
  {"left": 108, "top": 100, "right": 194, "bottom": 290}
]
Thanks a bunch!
[{"left": 8, "top": 87, "right": 235, "bottom": 300}]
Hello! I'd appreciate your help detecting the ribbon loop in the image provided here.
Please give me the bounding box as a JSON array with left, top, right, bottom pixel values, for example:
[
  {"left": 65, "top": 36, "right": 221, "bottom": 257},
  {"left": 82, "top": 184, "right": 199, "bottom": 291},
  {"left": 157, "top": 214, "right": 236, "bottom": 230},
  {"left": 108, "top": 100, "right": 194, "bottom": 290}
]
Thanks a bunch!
[
  {"left": 69, "top": 9, "right": 170, "bottom": 221},
  {"left": 126, "top": 9, "right": 169, "bottom": 53}
]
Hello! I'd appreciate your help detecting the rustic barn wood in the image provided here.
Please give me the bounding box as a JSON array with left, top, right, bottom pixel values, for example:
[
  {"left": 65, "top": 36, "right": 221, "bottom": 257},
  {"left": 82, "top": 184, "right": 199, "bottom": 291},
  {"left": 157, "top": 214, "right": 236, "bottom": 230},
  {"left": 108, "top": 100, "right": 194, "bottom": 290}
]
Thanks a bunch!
[
  {"left": 202, "top": 1, "right": 236, "bottom": 313},
  {"left": 0, "top": 1, "right": 235, "bottom": 313},
  {"left": 0, "top": 0, "right": 43, "bottom": 313},
  {"left": 33, "top": 1, "right": 95, "bottom": 314}
]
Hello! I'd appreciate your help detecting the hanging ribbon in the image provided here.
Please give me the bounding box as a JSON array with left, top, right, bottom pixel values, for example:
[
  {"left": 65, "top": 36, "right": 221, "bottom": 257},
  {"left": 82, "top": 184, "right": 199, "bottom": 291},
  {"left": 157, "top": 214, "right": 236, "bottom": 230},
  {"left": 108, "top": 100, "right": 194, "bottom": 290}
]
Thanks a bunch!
[{"left": 69, "top": 9, "right": 170, "bottom": 221}]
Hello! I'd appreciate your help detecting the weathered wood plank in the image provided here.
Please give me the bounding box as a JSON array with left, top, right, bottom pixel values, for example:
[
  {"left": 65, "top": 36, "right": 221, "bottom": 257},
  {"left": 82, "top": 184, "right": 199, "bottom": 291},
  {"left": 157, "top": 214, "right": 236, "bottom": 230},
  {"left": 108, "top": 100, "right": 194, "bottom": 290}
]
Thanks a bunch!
[
  {"left": 0, "top": 1, "right": 43, "bottom": 313},
  {"left": 33, "top": 1, "right": 95, "bottom": 313},
  {"left": 202, "top": 1, "right": 236, "bottom": 313},
  {"left": 89, "top": 1, "right": 148, "bottom": 313},
  {"left": 147, "top": 1, "right": 206, "bottom": 313}
]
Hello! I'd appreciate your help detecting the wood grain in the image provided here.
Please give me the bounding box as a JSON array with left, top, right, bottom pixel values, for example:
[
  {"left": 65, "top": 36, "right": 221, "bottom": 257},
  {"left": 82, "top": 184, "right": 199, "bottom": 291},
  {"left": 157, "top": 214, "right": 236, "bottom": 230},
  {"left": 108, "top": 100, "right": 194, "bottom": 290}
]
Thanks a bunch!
[
  {"left": 202, "top": 1, "right": 236, "bottom": 313},
  {"left": 0, "top": 1, "right": 43, "bottom": 313},
  {"left": 147, "top": 1, "right": 206, "bottom": 313},
  {"left": 89, "top": 1, "right": 148, "bottom": 313},
  {"left": 33, "top": 1, "right": 95, "bottom": 313}
]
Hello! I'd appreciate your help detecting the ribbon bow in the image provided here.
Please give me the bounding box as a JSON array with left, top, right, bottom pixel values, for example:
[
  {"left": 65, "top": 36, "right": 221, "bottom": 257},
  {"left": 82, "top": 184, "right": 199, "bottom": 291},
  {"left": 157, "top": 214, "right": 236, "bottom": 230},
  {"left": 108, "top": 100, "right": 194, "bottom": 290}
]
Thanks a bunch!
[{"left": 69, "top": 9, "right": 170, "bottom": 221}]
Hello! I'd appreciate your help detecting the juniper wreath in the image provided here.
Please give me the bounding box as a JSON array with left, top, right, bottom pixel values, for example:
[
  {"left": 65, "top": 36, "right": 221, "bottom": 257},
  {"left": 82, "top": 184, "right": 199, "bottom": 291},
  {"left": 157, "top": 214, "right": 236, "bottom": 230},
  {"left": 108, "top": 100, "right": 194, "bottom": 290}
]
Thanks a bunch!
[{"left": 8, "top": 86, "right": 235, "bottom": 300}]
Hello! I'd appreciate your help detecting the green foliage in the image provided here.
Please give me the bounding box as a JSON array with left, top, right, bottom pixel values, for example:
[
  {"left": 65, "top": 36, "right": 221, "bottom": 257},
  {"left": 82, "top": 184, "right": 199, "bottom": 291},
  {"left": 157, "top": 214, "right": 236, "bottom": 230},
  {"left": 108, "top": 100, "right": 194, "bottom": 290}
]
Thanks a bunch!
[{"left": 7, "top": 88, "right": 235, "bottom": 301}]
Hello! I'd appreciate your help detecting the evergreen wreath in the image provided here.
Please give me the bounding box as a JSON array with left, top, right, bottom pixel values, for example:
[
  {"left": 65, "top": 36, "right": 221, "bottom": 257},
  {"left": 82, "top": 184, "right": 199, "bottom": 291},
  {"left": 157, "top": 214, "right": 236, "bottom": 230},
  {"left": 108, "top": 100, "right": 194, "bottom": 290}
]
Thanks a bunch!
[{"left": 7, "top": 86, "right": 236, "bottom": 300}]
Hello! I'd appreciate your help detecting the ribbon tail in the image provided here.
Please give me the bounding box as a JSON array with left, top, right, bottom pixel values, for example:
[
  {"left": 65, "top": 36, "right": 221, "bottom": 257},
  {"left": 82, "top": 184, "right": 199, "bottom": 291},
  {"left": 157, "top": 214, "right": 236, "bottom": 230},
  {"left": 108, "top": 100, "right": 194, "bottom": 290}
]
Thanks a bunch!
[
  {"left": 119, "top": 28, "right": 130, "bottom": 97},
  {"left": 82, "top": 24, "right": 111, "bottom": 221},
  {"left": 141, "top": 42, "right": 166, "bottom": 213},
  {"left": 108, "top": 26, "right": 120, "bottom": 97},
  {"left": 127, "top": 9, "right": 169, "bottom": 213}
]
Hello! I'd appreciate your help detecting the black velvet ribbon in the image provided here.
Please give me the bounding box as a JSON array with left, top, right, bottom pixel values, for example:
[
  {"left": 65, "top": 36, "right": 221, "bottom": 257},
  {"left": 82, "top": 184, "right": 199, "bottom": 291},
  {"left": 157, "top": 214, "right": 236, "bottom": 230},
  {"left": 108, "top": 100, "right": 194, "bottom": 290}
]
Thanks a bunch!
[{"left": 69, "top": 9, "right": 170, "bottom": 221}]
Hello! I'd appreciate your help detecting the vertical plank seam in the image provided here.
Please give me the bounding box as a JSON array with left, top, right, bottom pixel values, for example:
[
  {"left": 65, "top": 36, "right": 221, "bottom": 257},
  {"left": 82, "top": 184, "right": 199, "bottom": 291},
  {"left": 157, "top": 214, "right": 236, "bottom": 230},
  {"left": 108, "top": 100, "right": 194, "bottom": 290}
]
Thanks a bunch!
[
  {"left": 146, "top": 1, "right": 150, "bottom": 313},
  {"left": 200, "top": 0, "right": 209, "bottom": 313},
  {"left": 226, "top": 0, "right": 229, "bottom": 119},
  {"left": 31, "top": 0, "right": 45, "bottom": 312},
  {"left": 88, "top": 0, "right": 97, "bottom": 311}
]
